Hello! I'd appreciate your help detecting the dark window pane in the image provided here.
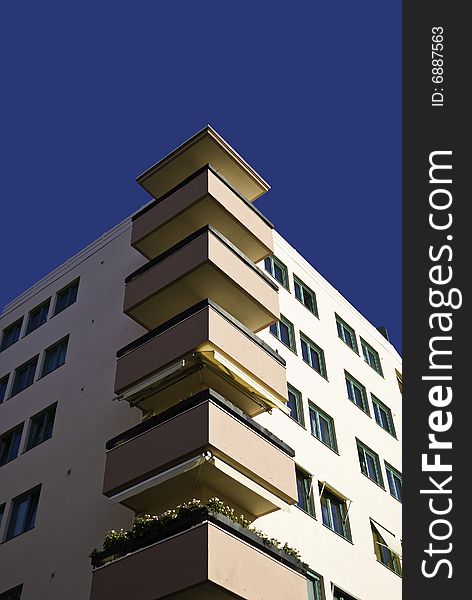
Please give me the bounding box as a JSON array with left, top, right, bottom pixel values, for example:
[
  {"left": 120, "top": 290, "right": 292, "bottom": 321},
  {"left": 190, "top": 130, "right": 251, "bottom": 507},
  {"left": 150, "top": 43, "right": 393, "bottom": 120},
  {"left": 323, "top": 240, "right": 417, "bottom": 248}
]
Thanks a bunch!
[
  {"left": 279, "top": 322, "right": 290, "bottom": 346},
  {"left": 54, "top": 281, "right": 79, "bottom": 315},
  {"left": 264, "top": 257, "right": 272, "bottom": 273},
  {"left": 319, "top": 416, "right": 330, "bottom": 445},
  {"left": 25, "top": 301, "right": 50, "bottom": 335},
  {"left": 41, "top": 339, "right": 68, "bottom": 377},
  {"left": 12, "top": 358, "right": 38, "bottom": 396},
  {"left": 0, "top": 319, "right": 23, "bottom": 351},
  {"left": 294, "top": 281, "right": 302, "bottom": 301},
  {"left": 0, "top": 376, "right": 9, "bottom": 403},
  {"left": 6, "top": 488, "right": 40, "bottom": 540},
  {"left": 301, "top": 339, "right": 309, "bottom": 362}
]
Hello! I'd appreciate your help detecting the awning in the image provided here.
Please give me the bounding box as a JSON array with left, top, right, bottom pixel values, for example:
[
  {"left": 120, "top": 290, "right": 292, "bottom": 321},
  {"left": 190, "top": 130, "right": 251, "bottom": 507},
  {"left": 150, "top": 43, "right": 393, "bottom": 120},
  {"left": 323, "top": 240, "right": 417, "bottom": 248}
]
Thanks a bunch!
[
  {"left": 319, "top": 481, "right": 351, "bottom": 502},
  {"left": 371, "top": 520, "right": 402, "bottom": 558}
]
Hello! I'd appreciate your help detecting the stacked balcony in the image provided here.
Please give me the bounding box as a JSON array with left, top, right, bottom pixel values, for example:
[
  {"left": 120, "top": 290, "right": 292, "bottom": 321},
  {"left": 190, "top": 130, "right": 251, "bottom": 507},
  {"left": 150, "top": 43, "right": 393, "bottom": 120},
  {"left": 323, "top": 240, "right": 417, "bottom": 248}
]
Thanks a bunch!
[{"left": 90, "top": 127, "right": 307, "bottom": 599}]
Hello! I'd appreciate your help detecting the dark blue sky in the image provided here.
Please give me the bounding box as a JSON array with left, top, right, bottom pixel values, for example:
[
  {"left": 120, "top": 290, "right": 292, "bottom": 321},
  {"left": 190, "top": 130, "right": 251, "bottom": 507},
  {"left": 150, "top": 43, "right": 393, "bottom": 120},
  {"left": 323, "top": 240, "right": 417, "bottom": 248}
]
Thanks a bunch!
[{"left": 0, "top": 2, "right": 401, "bottom": 351}]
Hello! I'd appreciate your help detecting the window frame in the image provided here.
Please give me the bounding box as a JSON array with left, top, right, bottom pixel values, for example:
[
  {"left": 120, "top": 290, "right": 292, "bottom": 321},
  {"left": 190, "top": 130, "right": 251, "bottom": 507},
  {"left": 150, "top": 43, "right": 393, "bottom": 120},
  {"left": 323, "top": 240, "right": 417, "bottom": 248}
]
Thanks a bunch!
[
  {"left": 5, "top": 485, "right": 41, "bottom": 541},
  {"left": 371, "top": 523, "right": 402, "bottom": 576},
  {"left": 24, "top": 299, "right": 51, "bottom": 336},
  {"left": 295, "top": 468, "right": 316, "bottom": 517},
  {"left": 0, "top": 424, "right": 24, "bottom": 467},
  {"left": 270, "top": 316, "right": 297, "bottom": 352},
  {"left": 53, "top": 278, "right": 80, "bottom": 316},
  {"left": 308, "top": 401, "right": 337, "bottom": 452},
  {"left": 40, "top": 336, "right": 69, "bottom": 378},
  {"left": 306, "top": 571, "right": 323, "bottom": 600},
  {"left": 300, "top": 333, "right": 327, "bottom": 378},
  {"left": 286, "top": 384, "right": 305, "bottom": 426},
  {"left": 25, "top": 403, "right": 57, "bottom": 452},
  {"left": 0, "top": 374, "right": 9, "bottom": 404},
  {"left": 10, "top": 356, "right": 39, "bottom": 398},
  {"left": 345, "top": 371, "right": 370, "bottom": 414},
  {"left": 264, "top": 256, "right": 290, "bottom": 290},
  {"left": 372, "top": 395, "right": 396, "bottom": 437},
  {"left": 335, "top": 314, "right": 359, "bottom": 353},
  {"left": 360, "top": 337, "right": 384, "bottom": 376},
  {"left": 293, "top": 275, "right": 319, "bottom": 317},
  {"left": 319, "top": 484, "right": 352, "bottom": 542},
  {"left": 385, "top": 462, "right": 402, "bottom": 502},
  {"left": 0, "top": 318, "right": 23, "bottom": 352},
  {"left": 356, "top": 440, "right": 384, "bottom": 488}
]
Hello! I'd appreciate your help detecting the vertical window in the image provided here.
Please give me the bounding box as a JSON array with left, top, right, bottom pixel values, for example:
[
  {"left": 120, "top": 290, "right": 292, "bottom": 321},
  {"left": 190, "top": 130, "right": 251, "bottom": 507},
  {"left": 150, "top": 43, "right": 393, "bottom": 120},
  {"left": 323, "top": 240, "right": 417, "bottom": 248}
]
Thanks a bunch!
[
  {"left": 270, "top": 316, "right": 296, "bottom": 351},
  {"left": 309, "top": 402, "right": 337, "bottom": 451},
  {"left": 345, "top": 372, "right": 370, "bottom": 414},
  {"left": 0, "top": 319, "right": 23, "bottom": 352},
  {"left": 287, "top": 384, "right": 304, "bottom": 426},
  {"left": 333, "top": 587, "right": 357, "bottom": 600},
  {"left": 294, "top": 276, "right": 318, "bottom": 316},
  {"left": 25, "top": 404, "right": 57, "bottom": 451},
  {"left": 361, "top": 338, "right": 383, "bottom": 376},
  {"left": 306, "top": 572, "right": 323, "bottom": 600},
  {"left": 0, "top": 375, "right": 9, "bottom": 403},
  {"left": 25, "top": 300, "right": 50, "bottom": 336},
  {"left": 357, "top": 440, "right": 384, "bottom": 487},
  {"left": 335, "top": 315, "right": 358, "bottom": 353},
  {"left": 320, "top": 484, "right": 351, "bottom": 541},
  {"left": 264, "top": 256, "right": 289, "bottom": 290},
  {"left": 372, "top": 396, "right": 396, "bottom": 437},
  {"left": 385, "top": 463, "right": 402, "bottom": 502},
  {"left": 300, "top": 333, "right": 327, "bottom": 378},
  {"left": 295, "top": 468, "right": 315, "bottom": 517},
  {"left": 0, "top": 585, "right": 23, "bottom": 600},
  {"left": 53, "top": 279, "right": 79, "bottom": 316},
  {"left": 371, "top": 523, "right": 402, "bottom": 576},
  {"left": 41, "top": 337, "right": 69, "bottom": 377},
  {"left": 0, "top": 425, "right": 23, "bottom": 467},
  {"left": 11, "top": 357, "right": 38, "bottom": 397},
  {"left": 5, "top": 486, "right": 41, "bottom": 540},
  {"left": 395, "top": 370, "right": 403, "bottom": 394}
]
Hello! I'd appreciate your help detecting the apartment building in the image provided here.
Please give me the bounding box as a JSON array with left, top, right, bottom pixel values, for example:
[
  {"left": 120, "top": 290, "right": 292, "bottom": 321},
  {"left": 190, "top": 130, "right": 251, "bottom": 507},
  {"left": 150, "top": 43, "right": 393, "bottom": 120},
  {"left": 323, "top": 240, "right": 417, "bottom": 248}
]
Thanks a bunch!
[{"left": 0, "top": 127, "right": 401, "bottom": 600}]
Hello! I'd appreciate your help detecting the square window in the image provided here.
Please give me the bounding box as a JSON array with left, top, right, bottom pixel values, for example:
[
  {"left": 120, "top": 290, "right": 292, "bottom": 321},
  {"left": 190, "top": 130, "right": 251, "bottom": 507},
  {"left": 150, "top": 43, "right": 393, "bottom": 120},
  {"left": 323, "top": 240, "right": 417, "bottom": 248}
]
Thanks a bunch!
[
  {"left": 320, "top": 484, "right": 351, "bottom": 541},
  {"left": 5, "top": 486, "right": 41, "bottom": 540},
  {"left": 300, "top": 333, "right": 327, "bottom": 378},
  {"left": 0, "top": 375, "right": 9, "bottom": 403},
  {"left": 357, "top": 440, "right": 384, "bottom": 487},
  {"left": 372, "top": 395, "right": 396, "bottom": 437},
  {"left": 264, "top": 256, "right": 289, "bottom": 290},
  {"left": 296, "top": 468, "right": 315, "bottom": 517},
  {"left": 270, "top": 316, "right": 296, "bottom": 352},
  {"left": 361, "top": 338, "right": 383, "bottom": 376},
  {"left": 0, "top": 318, "right": 23, "bottom": 352},
  {"left": 0, "top": 425, "right": 23, "bottom": 467},
  {"left": 385, "top": 463, "right": 402, "bottom": 502},
  {"left": 345, "top": 372, "right": 370, "bottom": 414},
  {"left": 294, "top": 276, "right": 318, "bottom": 316},
  {"left": 287, "top": 384, "right": 304, "bottom": 426},
  {"left": 309, "top": 402, "right": 337, "bottom": 451},
  {"left": 335, "top": 315, "right": 358, "bottom": 353},
  {"left": 11, "top": 357, "right": 38, "bottom": 397},
  {"left": 53, "top": 279, "right": 79, "bottom": 316},
  {"left": 25, "top": 404, "right": 57, "bottom": 451},
  {"left": 25, "top": 300, "right": 50, "bottom": 336},
  {"left": 41, "top": 337, "right": 69, "bottom": 377}
]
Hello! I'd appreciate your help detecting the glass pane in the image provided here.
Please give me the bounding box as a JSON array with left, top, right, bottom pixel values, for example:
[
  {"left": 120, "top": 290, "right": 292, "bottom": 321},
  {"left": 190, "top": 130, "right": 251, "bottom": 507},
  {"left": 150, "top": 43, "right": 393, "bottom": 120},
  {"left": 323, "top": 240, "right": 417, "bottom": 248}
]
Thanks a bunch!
[
  {"left": 9, "top": 497, "right": 28, "bottom": 537},
  {"left": 269, "top": 322, "right": 278, "bottom": 336},
  {"left": 287, "top": 390, "right": 296, "bottom": 417},
  {"left": 274, "top": 263, "right": 284, "bottom": 284},
  {"left": 366, "top": 453, "right": 377, "bottom": 481},
  {"left": 309, "top": 408, "right": 319, "bottom": 438},
  {"left": 264, "top": 257, "right": 272, "bottom": 273},
  {"left": 319, "top": 416, "right": 330, "bottom": 445},
  {"left": 321, "top": 499, "right": 330, "bottom": 527},
  {"left": 279, "top": 322, "right": 290, "bottom": 346},
  {"left": 301, "top": 339, "right": 309, "bottom": 363},
  {"left": 353, "top": 386, "right": 363, "bottom": 408},
  {"left": 294, "top": 281, "right": 302, "bottom": 301},
  {"left": 310, "top": 348, "right": 320, "bottom": 372},
  {"left": 304, "top": 291, "right": 314, "bottom": 312}
]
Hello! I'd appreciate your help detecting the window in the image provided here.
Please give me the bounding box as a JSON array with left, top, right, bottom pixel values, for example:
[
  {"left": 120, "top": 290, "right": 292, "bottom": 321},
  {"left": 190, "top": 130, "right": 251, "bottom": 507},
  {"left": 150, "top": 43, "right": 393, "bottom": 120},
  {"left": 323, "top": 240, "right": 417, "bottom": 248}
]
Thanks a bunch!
[
  {"left": 5, "top": 486, "right": 41, "bottom": 540},
  {"left": 395, "top": 370, "right": 403, "bottom": 394},
  {"left": 0, "top": 319, "right": 23, "bottom": 352},
  {"left": 295, "top": 468, "right": 315, "bottom": 517},
  {"left": 309, "top": 402, "right": 337, "bottom": 451},
  {"left": 371, "top": 523, "right": 402, "bottom": 576},
  {"left": 361, "top": 338, "right": 383, "bottom": 376},
  {"left": 306, "top": 572, "right": 323, "bottom": 600},
  {"left": 270, "top": 316, "right": 296, "bottom": 351},
  {"left": 300, "top": 333, "right": 327, "bottom": 378},
  {"left": 345, "top": 372, "right": 370, "bottom": 414},
  {"left": 0, "top": 425, "right": 23, "bottom": 467},
  {"left": 0, "top": 375, "right": 9, "bottom": 403},
  {"left": 53, "top": 279, "right": 79, "bottom": 316},
  {"left": 0, "top": 504, "right": 4, "bottom": 529},
  {"left": 41, "top": 337, "right": 68, "bottom": 377},
  {"left": 25, "top": 300, "right": 50, "bottom": 336},
  {"left": 320, "top": 484, "right": 351, "bottom": 541},
  {"left": 11, "top": 357, "right": 38, "bottom": 397},
  {"left": 333, "top": 587, "right": 357, "bottom": 600},
  {"left": 25, "top": 404, "right": 57, "bottom": 451},
  {"left": 264, "top": 256, "right": 289, "bottom": 289},
  {"left": 335, "top": 315, "right": 358, "bottom": 353},
  {"left": 372, "top": 396, "right": 396, "bottom": 437},
  {"left": 357, "top": 440, "right": 384, "bottom": 487},
  {"left": 294, "top": 276, "right": 318, "bottom": 316},
  {"left": 385, "top": 463, "right": 402, "bottom": 502},
  {"left": 287, "top": 384, "right": 304, "bottom": 426},
  {"left": 0, "top": 585, "right": 23, "bottom": 600}
]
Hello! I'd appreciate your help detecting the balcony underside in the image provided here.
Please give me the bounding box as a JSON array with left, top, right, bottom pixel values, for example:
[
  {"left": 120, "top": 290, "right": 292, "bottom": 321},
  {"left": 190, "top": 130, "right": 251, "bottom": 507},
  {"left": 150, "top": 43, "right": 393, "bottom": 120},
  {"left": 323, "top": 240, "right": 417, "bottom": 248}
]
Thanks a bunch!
[{"left": 124, "top": 226, "right": 278, "bottom": 332}]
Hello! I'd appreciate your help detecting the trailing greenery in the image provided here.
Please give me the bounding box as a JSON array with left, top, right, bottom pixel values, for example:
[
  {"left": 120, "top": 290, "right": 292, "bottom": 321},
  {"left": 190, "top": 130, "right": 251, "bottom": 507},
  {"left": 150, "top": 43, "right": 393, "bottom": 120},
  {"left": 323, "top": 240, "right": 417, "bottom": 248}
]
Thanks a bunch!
[{"left": 91, "top": 498, "right": 302, "bottom": 562}]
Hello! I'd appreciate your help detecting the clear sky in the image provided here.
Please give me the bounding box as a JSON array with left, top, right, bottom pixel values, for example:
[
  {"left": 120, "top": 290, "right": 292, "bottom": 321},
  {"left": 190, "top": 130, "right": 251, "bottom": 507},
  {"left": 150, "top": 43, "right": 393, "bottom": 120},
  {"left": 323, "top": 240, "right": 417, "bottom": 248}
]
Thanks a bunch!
[{"left": 0, "top": 1, "right": 401, "bottom": 351}]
